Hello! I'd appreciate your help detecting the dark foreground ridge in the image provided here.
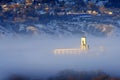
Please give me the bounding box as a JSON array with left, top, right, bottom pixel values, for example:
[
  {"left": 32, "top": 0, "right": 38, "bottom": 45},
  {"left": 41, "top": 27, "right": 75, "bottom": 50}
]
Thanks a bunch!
[{"left": 7, "top": 70, "right": 120, "bottom": 80}]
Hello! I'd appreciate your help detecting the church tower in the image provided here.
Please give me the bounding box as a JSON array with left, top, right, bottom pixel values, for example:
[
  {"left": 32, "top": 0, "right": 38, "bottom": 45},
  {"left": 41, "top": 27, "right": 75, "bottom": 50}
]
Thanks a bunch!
[{"left": 80, "top": 36, "right": 89, "bottom": 51}]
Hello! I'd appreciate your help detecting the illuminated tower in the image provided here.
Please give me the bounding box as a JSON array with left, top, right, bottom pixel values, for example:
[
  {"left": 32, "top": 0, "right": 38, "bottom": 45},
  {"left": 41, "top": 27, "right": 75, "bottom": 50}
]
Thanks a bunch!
[{"left": 80, "top": 36, "right": 89, "bottom": 51}]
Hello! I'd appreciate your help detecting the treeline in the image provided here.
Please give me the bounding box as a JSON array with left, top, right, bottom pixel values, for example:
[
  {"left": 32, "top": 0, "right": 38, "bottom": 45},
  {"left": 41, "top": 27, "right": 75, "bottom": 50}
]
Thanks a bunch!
[{"left": 8, "top": 70, "right": 120, "bottom": 80}]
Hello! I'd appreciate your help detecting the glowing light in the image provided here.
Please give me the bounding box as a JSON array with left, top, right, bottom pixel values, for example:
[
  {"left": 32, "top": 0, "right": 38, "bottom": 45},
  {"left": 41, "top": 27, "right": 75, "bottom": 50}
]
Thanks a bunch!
[
  {"left": 53, "top": 37, "right": 89, "bottom": 54},
  {"left": 108, "top": 12, "right": 113, "bottom": 15}
]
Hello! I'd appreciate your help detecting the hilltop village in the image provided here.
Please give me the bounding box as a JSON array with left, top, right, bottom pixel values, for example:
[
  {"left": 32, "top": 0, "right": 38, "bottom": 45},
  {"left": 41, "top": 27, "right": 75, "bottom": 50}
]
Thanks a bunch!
[
  {"left": 0, "top": 0, "right": 120, "bottom": 37},
  {"left": 0, "top": 0, "right": 119, "bottom": 23}
]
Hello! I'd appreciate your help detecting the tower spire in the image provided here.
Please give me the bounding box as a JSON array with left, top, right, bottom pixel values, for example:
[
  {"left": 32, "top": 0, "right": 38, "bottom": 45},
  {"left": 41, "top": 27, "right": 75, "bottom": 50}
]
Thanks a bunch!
[{"left": 80, "top": 36, "right": 89, "bottom": 51}]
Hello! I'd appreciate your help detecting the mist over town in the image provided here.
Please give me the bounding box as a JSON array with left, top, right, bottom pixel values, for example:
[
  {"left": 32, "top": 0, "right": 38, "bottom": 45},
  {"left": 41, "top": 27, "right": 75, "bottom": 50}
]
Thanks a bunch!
[{"left": 0, "top": 0, "right": 120, "bottom": 80}]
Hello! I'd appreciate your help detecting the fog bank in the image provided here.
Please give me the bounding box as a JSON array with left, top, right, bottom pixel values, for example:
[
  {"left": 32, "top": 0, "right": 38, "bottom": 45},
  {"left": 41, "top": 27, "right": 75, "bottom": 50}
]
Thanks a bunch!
[{"left": 0, "top": 36, "right": 120, "bottom": 79}]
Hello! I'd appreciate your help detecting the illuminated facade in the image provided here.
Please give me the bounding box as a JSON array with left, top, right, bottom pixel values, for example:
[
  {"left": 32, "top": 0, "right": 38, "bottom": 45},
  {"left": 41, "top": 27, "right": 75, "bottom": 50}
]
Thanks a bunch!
[
  {"left": 80, "top": 36, "right": 89, "bottom": 51},
  {"left": 54, "top": 36, "right": 89, "bottom": 54}
]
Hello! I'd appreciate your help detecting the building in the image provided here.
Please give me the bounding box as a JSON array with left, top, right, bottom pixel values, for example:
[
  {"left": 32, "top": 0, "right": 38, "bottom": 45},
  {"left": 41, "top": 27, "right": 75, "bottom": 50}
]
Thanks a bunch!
[
  {"left": 80, "top": 36, "right": 89, "bottom": 51},
  {"left": 26, "top": 0, "right": 33, "bottom": 5},
  {"left": 54, "top": 36, "right": 89, "bottom": 54}
]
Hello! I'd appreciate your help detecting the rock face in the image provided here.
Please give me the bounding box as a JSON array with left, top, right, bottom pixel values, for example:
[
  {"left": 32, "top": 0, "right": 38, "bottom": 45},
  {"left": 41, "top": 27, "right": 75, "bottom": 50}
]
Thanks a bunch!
[{"left": 0, "top": 14, "right": 119, "bottom": 37}]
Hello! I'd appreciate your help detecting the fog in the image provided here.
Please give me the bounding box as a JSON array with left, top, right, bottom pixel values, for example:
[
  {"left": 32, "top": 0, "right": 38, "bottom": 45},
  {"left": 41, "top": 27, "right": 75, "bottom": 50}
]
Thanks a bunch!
[{"left": 0, "top": 36, "right": 120, "bottom": 79}]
